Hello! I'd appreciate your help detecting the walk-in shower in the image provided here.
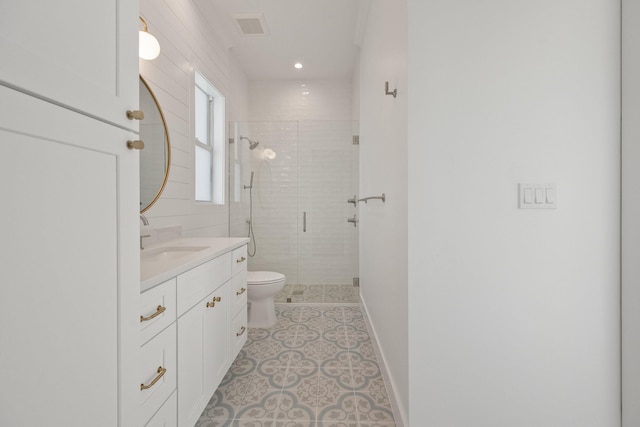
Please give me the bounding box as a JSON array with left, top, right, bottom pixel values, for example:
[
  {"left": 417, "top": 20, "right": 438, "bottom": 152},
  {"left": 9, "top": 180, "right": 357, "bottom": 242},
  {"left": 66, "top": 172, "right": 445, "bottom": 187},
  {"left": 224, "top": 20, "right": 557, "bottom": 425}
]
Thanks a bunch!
[{"left": 228, "top": 120, "right": 359, "bottom": 286}]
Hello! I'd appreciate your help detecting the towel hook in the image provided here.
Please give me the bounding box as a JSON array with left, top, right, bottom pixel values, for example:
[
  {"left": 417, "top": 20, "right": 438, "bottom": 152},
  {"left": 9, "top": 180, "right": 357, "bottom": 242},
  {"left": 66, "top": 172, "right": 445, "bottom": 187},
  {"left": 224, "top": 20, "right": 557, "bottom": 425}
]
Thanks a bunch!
[{"left": 385, "top": 82, "right": 397, "bottom": 98}]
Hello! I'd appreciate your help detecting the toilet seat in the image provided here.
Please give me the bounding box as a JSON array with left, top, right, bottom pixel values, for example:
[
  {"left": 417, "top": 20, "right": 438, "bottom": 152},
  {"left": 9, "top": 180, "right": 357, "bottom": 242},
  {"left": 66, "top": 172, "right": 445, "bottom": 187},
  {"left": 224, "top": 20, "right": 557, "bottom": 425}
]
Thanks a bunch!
[{"left": 247, "top": 271, "right": 285, "bottom": 285}]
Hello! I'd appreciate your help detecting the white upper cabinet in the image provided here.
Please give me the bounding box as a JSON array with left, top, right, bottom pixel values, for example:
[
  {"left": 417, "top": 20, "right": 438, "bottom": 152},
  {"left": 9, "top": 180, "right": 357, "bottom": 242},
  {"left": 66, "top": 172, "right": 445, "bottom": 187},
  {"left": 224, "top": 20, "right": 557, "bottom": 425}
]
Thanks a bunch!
[{"left": 0, "top": 0, "right": 139, "bottom": 130}]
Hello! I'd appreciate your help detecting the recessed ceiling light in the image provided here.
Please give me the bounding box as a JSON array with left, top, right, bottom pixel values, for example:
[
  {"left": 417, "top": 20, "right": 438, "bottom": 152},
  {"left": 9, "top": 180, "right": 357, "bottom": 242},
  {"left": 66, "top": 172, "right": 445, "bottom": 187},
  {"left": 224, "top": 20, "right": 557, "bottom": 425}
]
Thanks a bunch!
[{"left": 294, "top": 62, "right": 303, "bottom": 69}]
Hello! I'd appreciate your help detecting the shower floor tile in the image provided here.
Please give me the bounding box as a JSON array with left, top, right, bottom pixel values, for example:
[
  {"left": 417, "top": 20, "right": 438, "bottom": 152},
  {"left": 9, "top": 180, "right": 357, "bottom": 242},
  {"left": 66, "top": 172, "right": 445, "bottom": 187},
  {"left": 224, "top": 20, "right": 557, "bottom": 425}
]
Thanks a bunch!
[
  {"left": 275, "top": 284, "right": 360, "bottom": 304},
  {"left": 196, "top": 303, "right": 396, "bottom": 427}
]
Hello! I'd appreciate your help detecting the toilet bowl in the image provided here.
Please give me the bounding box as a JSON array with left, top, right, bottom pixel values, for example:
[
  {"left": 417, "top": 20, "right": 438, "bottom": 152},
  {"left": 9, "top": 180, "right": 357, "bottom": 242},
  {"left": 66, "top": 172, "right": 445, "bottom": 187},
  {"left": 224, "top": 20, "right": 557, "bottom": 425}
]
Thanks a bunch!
[{"left": 247, "top": 271, "right": 286, "bottom": 328}]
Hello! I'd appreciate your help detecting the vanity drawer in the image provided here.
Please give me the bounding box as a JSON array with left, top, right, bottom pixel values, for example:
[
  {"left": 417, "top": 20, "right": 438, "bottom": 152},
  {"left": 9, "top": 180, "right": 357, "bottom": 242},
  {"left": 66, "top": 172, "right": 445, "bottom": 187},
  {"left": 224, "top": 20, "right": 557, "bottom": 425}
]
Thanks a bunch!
[
  {"left": 232, "top": 308, "right": 248, "bottom": 356},
  {"left": 144, "top": 390, "right": 176, "bottom": 427},
  {"left": 232, "top": 245, "right": 248, "bottom": 277},
  {"left": 177, "top": 253, "right": 231, "bottom": 316},
  {"left": 141, "top": 323, "right": 177, "bottom": 425},
  {"left": 231, "top": 270, "right": 247, "bottom": 317},
  {"left": 140, "top": 278, "right": 176, "bottom": 345}
]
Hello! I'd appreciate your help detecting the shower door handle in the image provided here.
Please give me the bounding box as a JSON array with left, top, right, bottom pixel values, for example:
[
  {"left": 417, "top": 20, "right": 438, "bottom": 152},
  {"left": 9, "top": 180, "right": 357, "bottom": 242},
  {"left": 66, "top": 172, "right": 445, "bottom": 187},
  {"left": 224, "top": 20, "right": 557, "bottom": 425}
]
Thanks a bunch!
[{"left": 303, "top": 212, "right": 307, "bottom": 232}]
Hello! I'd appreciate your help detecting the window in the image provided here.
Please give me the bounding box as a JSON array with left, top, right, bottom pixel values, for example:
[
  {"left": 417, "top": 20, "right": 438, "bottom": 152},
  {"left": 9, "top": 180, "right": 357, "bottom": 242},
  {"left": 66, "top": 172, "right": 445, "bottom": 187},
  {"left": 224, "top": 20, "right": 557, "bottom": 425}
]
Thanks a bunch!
[{"left": 194, "top": 70, "right": 225, "bottom": 204}]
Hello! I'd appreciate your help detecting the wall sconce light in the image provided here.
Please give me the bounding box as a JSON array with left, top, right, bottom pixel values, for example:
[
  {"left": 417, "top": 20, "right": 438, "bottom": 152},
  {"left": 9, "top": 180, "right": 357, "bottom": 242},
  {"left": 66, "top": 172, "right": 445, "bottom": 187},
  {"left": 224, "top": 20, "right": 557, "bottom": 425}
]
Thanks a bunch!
[
  {"left": 139, "top": 17, "right": 160, "bottom": 60},
  {"left": 263, "top": 148, "right": 277, "bottom": 160}
]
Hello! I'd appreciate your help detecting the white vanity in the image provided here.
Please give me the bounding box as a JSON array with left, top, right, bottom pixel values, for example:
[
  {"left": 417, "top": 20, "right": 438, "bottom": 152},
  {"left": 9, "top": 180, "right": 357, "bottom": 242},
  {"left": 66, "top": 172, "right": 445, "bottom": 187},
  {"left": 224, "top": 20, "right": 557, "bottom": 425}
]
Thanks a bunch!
[{"left": 139, "top": 237, "right": 249, "bottom": 427}]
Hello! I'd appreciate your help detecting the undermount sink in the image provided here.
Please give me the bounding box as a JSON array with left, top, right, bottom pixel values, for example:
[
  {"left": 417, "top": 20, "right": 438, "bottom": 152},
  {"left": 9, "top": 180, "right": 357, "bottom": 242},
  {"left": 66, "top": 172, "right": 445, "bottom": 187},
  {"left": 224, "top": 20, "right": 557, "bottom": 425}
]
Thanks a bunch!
[{"left": 141, "top": 246, "right": 209, "bottom": 262}]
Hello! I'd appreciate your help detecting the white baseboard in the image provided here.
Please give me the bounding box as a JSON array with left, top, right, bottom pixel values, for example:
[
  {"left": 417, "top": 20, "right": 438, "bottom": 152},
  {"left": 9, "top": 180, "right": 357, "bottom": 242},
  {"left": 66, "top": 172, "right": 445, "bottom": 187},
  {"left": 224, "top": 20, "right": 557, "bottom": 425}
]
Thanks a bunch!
[{"left": 359, "top": 295, "right": 408, "bottom": 427}]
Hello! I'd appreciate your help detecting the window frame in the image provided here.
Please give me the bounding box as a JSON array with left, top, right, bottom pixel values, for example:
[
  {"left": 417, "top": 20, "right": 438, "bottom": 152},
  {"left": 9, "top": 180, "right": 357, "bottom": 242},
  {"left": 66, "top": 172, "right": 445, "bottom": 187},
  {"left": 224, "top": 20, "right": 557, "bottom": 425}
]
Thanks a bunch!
[{"left": 194, "top": 70, "right": 225, "bottom": 205}]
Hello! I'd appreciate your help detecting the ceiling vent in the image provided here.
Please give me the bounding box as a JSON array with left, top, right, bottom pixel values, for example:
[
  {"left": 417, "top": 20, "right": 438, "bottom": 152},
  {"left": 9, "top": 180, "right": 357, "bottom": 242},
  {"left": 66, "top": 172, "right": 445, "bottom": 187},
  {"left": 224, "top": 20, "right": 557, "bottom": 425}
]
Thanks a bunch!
[{"left": 233, "top": 13, "right": 270, "bottom": 36}]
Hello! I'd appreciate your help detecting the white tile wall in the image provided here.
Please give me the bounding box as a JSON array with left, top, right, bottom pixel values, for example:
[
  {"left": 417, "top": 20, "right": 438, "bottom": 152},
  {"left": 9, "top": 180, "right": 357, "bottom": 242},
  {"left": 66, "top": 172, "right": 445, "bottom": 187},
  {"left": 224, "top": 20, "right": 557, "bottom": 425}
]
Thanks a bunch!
[
  {"left": 235, "top": 79, "right": 358, "bottom": 286},
  {"left": 229, "top": 119, "right": 358, "bottom": 286},
  {"left": 139, "top": 0, "right": 250, "bottom": 237},
  {"left": 249, "top": 80, "right": 353, "bottom": 121}
]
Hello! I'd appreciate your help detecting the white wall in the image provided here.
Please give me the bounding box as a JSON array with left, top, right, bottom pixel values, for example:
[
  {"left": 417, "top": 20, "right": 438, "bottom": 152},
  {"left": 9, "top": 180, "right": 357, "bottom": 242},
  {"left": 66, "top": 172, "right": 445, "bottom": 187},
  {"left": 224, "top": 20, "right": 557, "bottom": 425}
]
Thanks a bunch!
[
  {"left": 407, "top": 1, "right": 620, "bottom": 425},
  {"left": 358, "top": 0, "right": 409, "bottom": 425},
  {"left": 622, "top": 0, "right": 640, "bottom": 424},
  {"left": 139, "top": 0, "right": 250, "bottom": 237}
]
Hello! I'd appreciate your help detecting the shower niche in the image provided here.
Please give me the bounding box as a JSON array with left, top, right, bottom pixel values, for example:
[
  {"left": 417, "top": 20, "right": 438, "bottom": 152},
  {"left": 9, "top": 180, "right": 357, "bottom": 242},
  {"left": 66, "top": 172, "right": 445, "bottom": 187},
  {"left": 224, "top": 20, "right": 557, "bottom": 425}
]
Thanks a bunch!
[{"left": 229, "top": 120, "right": 359, "bottom": 286}]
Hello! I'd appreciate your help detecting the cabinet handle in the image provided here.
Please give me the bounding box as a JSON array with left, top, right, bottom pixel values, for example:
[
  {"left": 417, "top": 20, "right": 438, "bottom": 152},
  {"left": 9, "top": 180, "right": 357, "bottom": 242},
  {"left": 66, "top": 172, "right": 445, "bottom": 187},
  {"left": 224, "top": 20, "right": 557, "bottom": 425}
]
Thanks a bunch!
[
  {"left": 236, "top": 256, "right": 246, "bottom": 263},
  {"left": 127, "top": 140, "right": 145, "bottom": 150},
  {"left": 206, "top": 296, "right": 222, "bottom": 308},
  {"left": 126, "top": 110, "right": 145, "bottom": 120},
  {"left": 236, "top": 287, "right": 246, "bottom": 296},
  {"left": 140, "top": 366, "right": 167, "bottom": 391},
  {"left": 236, "top": 326, "right": 246, "bottom": 336},
  {"left": 140, "top": 305, "right": 166, "bottom": 322}
]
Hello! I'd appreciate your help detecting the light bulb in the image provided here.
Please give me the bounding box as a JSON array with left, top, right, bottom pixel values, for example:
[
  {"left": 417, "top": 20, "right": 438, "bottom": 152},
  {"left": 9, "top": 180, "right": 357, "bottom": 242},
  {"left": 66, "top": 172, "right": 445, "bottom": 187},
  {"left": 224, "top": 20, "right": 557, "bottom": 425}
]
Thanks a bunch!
[
  {"left": 139, "top": 30, "right": 160, "bottom": 60},
  {"left": 264, "top": 148, "right": 276, "bottom": 160}
]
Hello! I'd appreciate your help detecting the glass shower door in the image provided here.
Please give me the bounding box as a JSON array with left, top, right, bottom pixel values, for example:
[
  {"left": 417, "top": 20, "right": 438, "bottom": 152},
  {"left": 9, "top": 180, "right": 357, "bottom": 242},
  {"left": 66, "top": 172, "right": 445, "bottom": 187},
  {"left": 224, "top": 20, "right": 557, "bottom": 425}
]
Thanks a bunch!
[
  {"left": 297, "top": 120, "right": 359, "bottom": 287},
  {"left": 229, "top": 121, "right": 300, "bottom": 283},
  {"left": 228, "top": 120, "right": 359, "bottom": 292}
]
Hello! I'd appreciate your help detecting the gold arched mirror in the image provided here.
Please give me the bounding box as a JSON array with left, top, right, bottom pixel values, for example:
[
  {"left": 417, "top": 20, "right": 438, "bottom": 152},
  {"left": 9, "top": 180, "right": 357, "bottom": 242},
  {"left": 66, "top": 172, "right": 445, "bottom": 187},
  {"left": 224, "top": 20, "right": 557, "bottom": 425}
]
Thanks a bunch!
[{"left": 139, "top": 76, "right": 170, "bottom": 213}]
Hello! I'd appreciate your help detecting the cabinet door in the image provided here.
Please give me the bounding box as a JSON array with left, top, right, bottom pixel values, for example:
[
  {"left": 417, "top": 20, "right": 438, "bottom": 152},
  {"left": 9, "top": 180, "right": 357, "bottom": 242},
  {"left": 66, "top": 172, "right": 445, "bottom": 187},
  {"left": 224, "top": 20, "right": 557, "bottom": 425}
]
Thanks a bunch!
[
  {"left": 178, "top": 285, "right": 230, "bottom": 427},
  {"left": 0, "top": 86, "right": 139, "bottom": 426},
  {"left": 177, "top": 296, "right": 207, "bottom": 427},
  {"left": 204, "top": 284, "right": 230, "bottom": 397},
  {"left": 0, "top": 0, "right": 138, "bottom": 130},
  {"left": 141, "top": 324, "right": 177, "bottom": 424}
]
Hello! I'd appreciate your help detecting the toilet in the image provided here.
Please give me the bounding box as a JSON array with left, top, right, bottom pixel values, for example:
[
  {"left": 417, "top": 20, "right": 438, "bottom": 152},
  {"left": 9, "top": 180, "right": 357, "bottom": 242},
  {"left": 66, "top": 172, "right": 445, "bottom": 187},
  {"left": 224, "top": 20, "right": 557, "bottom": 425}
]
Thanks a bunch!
[{"left": 247, "top": 271, "right": 286, "bottom": 328}]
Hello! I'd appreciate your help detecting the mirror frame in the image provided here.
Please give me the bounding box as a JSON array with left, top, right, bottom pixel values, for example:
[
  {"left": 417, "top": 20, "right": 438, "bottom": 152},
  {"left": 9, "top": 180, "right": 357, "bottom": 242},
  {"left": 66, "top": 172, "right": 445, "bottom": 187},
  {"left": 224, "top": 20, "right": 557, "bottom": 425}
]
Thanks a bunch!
[{"left": 140, "top": 75, "right": 171, "bottom": 214}]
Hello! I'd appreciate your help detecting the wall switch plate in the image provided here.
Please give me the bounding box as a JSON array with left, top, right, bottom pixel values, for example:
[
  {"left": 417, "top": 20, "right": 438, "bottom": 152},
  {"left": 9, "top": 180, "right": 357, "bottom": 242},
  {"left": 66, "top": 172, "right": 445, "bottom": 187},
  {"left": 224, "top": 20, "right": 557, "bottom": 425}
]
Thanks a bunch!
[{"left": 519, "top": 183, "right": 557, "bottom": 209}]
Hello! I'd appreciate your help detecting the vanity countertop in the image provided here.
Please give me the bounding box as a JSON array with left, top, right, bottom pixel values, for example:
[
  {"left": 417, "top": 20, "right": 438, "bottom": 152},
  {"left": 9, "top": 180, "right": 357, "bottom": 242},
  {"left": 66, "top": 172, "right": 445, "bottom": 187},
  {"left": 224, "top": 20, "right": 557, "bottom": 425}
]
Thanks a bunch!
[{"left": 141, "top": 237, "right": 249, "bottom": 292}]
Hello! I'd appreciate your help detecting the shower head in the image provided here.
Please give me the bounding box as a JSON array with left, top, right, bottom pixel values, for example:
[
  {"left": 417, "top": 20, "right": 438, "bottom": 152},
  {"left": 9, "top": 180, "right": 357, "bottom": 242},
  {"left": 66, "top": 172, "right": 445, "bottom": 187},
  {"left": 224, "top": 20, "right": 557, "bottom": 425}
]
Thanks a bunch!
[{"left": 240, "top": 136, "right": 260, "bottom": 150}]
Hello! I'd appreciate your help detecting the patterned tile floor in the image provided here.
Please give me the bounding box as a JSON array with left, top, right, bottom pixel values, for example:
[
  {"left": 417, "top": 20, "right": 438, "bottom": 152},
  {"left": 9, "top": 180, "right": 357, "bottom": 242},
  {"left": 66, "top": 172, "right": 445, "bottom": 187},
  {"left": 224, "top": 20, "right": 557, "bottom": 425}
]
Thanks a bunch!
[{"left": 196, "top": 285, "right": 396, "bottom": 427}]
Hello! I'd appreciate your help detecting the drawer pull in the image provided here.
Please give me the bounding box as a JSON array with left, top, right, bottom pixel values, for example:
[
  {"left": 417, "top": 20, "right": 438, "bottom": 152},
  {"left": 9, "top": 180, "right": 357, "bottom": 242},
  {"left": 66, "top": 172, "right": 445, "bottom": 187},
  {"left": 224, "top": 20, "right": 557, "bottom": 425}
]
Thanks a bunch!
[
  {"left": 140, "top": 366, "right": 167, "bottom": 391},
  {"left": 206, "top": 296, "right": 222, "bottom": 308},
  {"left": 126, "top": 110, "right": 145, "bottom": 120},
  {"left": 127, "top": 140, "right": 145, "bottom": 150},
  {"left": 236, "top": 326, "right": 246, "bottom": 336},
  {"left": 236, "top": 256, "right": 246, "bottom": 263},
  {"left": 236, "top": 287, "right": 246, "bottom": 296},
  {"left": 140, "top": 305, "right": 166, "bottom": 322}
]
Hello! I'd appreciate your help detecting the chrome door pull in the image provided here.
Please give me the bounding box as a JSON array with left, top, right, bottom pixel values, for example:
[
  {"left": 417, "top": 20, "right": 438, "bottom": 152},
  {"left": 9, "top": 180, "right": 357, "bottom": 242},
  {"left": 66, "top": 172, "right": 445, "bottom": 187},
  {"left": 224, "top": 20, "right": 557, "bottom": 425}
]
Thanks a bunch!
[{"left": 303, "top": 211, "right": 307, "bottom": 232}]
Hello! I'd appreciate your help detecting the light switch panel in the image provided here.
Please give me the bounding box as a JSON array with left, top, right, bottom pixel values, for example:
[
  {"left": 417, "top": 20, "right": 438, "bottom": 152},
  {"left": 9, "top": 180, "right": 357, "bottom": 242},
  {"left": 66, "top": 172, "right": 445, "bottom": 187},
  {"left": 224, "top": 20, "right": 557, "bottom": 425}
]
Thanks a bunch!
[{"left": 519, "top": 183, "right": 557, "bottom": 209}]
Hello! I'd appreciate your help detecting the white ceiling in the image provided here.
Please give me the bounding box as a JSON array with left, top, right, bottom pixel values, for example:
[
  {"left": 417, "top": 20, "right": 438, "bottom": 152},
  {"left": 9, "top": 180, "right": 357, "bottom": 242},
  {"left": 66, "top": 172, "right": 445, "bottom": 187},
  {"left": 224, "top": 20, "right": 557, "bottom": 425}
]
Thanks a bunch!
[{"left": 201, "top": 0, "right": 369, "bottom": 81}]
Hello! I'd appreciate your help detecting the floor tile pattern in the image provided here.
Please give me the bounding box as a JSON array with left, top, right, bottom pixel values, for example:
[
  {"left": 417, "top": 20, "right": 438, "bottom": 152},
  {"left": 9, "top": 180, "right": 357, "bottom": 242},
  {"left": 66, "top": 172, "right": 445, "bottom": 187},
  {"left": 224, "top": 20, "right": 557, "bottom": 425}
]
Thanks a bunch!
[
  {"left": 196, "top": 286, "right": 395, "bottom": 427},
  {"left": 275, "top": 284, "right": 361, "bottom": 304}
]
